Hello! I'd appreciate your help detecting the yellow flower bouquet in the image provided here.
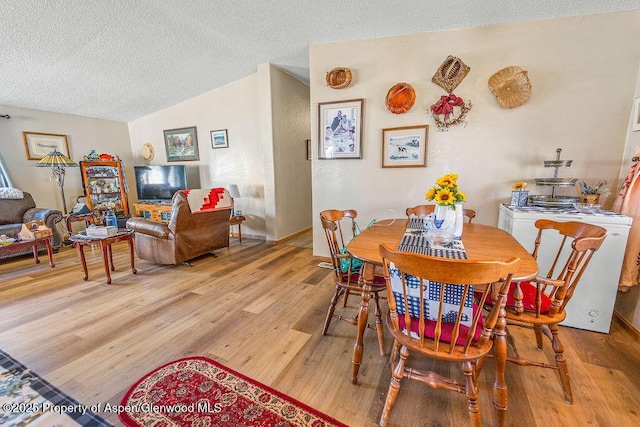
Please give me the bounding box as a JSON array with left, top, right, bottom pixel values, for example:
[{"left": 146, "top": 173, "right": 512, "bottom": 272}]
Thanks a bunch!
[
  {"left": 425, "top": 173, "right": 466, "bottom": 208},
  {"left": 511, "top": 181, "right": 529, "bottom": 207}
]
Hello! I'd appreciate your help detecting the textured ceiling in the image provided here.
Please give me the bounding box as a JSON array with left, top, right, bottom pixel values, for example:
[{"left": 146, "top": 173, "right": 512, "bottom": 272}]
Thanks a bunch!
[{"left": 1, "top": 1, "right": 638, "bottom": 122}]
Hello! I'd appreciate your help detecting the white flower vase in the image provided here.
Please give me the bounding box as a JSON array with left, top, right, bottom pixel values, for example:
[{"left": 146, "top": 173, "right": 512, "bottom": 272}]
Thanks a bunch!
[
  {"left": 434, "top": 204, "right": 457, "bottom": 235},
  {"left": 453, "top": 202, "right": 464, "bottom": 239}
]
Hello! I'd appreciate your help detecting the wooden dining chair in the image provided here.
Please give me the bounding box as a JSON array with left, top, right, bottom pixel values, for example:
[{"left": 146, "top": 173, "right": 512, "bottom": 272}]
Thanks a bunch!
[
  {"left": 484, "top": 219, "right": 607, "bottom": 404},
  {"left": 406, "top": 204, "right": 476, "bottom": 222},
  {"left": 319, "top": 209, "right": 387, "bottom": 338},
  {"left": 378, "top": 243, "right": 520, "bottom": 427}
]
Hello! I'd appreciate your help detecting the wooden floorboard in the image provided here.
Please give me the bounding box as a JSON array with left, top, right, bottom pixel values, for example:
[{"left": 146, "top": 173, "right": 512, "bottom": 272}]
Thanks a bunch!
[{"left": 1, "top": 231, "right": 639, "bottom": 426}]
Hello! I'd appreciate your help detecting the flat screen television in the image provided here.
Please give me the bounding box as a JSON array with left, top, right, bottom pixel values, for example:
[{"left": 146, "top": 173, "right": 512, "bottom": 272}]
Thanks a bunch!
[{"left": 134, "top": 165, "right": 187, "bottom": 202}]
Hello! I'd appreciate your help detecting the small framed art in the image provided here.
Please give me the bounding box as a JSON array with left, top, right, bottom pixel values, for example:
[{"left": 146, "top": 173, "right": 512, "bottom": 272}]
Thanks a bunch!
[
  {"left": 163, "top": 126, "right": 199, "bottom": 161},
  {"left": 211, "top": 129, "right": 229, "bottom": 148},
  {"left": 23, "top": 131, "right": 70, "bottom": 160},
  {"left": 318, "top": 98, "right": 363, "bottom": 159},
  {"left": 306, "top": 139, "right": 311, "bottom": 160},
  {"left": 633, "top": 97, "right": 640, "bottom": 132},
  {"left": 381, "top": 125, "right": 428, "bottom": 168}
]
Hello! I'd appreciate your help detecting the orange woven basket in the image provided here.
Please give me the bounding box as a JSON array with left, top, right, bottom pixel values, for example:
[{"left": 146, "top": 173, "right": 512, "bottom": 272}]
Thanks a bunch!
[
  {"left": 385, "top": 82, "right": 416, "bottom": 114},
  {"left": 326, "top": 67, "right": 352, "bottom": 89}
]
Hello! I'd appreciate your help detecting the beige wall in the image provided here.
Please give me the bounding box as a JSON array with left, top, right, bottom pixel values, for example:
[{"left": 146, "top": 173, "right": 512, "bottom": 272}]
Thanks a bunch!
[
  {"left": 0, "top": 106, "right": 132, "bottom": 214},
  {"left": 127, "top": 64, "right": 311, "bottom": 241},
  {"left": 310, "top": 11, "right": 640, "bottom": 257}
]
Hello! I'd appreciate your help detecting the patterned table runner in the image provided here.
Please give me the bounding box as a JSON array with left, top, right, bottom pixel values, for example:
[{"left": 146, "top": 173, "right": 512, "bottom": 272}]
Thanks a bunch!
[{"left": 392, "top": 219, "right": 472, "bottom": 327}]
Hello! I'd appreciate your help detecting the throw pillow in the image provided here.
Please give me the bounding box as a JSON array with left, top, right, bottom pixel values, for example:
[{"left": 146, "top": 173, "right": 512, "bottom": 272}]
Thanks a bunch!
[{"left": 0, "top": 187, "right": 24, "bottom": 199}]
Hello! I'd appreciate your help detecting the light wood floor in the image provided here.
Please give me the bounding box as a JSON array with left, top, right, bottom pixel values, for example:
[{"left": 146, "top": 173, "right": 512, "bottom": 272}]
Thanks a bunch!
[{"left": 1, "top": 233, "right": 639, "bottom": 426}]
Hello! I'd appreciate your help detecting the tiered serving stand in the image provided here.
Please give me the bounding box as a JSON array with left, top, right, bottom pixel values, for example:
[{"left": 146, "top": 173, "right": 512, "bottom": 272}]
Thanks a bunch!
[{"left": 528, "top": 148, "right": 579, "bottom": 207}]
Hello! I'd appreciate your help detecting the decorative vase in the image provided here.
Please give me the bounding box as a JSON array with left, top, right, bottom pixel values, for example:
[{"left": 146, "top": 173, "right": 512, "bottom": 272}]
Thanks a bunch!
[
  {"left": 434, "top": 204, "right": 457, "bottom": 235},
  {"left": 580, "top": 193, "right": 600, "bottom": 204},
  {"left": 511, "top": 190, "right": 529, "bottom": 207},
  {"left": 453, "top": 202, "right": 464, "bottom": 239}
]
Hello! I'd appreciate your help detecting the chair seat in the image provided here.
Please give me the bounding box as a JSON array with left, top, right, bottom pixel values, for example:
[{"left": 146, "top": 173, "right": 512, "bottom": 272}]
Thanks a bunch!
[
  {"left": 340, "top": 270, "right": 387, "bottom": 286},
  {"left": 396, "top": 304, "right": 484, "bottom": 346},
  {"left": 481, "top": 281, "right": 552, "bottom": 314}
]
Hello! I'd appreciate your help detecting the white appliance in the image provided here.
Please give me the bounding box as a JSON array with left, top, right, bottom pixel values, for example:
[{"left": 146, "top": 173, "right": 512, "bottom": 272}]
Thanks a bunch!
[{"left": 497, "top": 204, "right": 632, "bottom": 333}]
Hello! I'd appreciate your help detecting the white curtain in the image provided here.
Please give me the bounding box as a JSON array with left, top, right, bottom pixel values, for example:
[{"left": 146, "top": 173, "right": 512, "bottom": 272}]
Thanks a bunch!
[
  {"left": 612, "top": 147, "right": 640, "bottom": 291},
  {"left": 0, "top": 152, "right": 13, "bottom": 187}
]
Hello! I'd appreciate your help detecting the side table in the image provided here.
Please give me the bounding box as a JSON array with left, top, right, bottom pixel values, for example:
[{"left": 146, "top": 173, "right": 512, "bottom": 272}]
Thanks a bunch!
[
  {"left": 0, "top": 236, "right": 55, "bottom": 268},
  {"left": 69, "top": 229, "right": 136, "bottom": 284},
  {"left": 229, "top": 215, "right": 246, "bottom": 243}
]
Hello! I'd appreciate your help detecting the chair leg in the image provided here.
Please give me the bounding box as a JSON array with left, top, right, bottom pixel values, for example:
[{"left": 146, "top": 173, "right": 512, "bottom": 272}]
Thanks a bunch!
[
  {"left": 343, "top": 288, "right": 350, "bottom": 307},
  {"left": 462, "top": 361, "right": 482, "bottom": 427},
  {"left": 322, "top": 285, "right": 343, "bottom": 336},
  {"left": 380, "top": 346, "right": 407, "bottom": 427},
  {"left": 373, "top": 291, "right": 386, "bottom": 355},
  {"left": 534, "top": 324, "right": 544, "bottom": 350},
  {"left": 548, "top": 323, "right": 573, "bottom": 403}
]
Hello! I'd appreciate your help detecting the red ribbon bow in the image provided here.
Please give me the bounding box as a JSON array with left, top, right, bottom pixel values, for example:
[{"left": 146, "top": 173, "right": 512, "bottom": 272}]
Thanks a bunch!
[{"left": 430, "top": 93, "right": 465, "bottom": 121}]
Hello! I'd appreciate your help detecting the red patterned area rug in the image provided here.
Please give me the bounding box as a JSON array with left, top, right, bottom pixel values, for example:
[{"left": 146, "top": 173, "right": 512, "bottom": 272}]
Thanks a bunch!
[{"left": 119, "top": 356, "right": 348, "bottom": 427}]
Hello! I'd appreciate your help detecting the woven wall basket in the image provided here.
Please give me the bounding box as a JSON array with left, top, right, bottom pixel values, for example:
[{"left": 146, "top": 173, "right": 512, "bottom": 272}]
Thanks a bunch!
[
  {"left": 385, "top": 82, "right": 416, "bottom": 114},
  {"left": 326, "top": 67, "right": 352, "bottom": 89},
  {"left": 488, "top": 66, "right": 532, "bottom": 109},
  {"left": 432, "top": 56, "right": 470, "bottom": 93}
]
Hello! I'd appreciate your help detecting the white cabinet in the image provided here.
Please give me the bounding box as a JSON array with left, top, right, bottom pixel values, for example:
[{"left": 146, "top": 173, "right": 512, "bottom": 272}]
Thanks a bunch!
[{"left": 498, "top": 204, "right": 632, "bottom": 333}]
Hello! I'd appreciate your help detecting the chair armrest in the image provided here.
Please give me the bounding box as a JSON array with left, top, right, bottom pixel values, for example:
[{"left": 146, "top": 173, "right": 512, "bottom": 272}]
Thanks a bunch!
[
  {"left": 23, "top": 207, "right": 63, "bottom": 228},
  {"left": 126, "top": 217, "right": 171, "bottom": 239},
  {"left": 533, "top": 277, "right": 565, "bottom": 288}
]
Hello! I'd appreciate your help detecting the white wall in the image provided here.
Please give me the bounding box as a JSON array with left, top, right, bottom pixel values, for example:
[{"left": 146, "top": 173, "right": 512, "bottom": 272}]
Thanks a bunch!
[
  {"left": 310, "top": 11, "right": 640, "bottom": 257},
  {"left": 269, "top": 65, "right": 313, "bottom": 239},
  {"left": 0, "top": 105, "right": 132, "bottom": 214},
  {"left": 127, "top": 65, "right": 311, "bottom": 241}
]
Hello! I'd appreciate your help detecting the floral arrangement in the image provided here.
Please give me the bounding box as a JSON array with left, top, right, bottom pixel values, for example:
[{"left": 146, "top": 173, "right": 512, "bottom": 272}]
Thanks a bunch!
[
  {"left": 425, "top": 173, "right": 466, "bottom": 207},
  {"left": 579, "top": 180, "right": 607, "bottom": 195},
  {"left": 512, "top": 181, "right": 528, "bottom": 191}
]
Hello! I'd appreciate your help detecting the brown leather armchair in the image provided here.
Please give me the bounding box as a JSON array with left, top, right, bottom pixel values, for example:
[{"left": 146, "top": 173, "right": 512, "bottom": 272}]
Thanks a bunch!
[{"left": 126, "top": 190, "right": 232, "bottom": 265}]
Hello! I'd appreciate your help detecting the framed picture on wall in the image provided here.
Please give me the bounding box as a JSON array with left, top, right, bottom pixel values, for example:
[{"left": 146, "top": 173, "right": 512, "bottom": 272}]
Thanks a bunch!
[
  {"left": 318, "top": 98, "right": 363, "bottom": 159},
  {"left": 381, "top": 125, "right": 428, "bottom": 168},
  {"left": 210, "top": 129, "right": 229, "bottom": 148},
  {"left": 163, "top": 126, "right": 199, "bottom": 161},
  {"left": 22, "top": 131, "right": 70, "bottom": 160}
]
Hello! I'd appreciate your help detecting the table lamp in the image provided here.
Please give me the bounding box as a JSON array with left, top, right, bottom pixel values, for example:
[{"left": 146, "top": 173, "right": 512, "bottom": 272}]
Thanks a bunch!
[
  {"left": 228, "top": 184, "right": 241, "bottom": 216},
  {"left": 35, "top": 150, "right": 78, "bottom": 215}
]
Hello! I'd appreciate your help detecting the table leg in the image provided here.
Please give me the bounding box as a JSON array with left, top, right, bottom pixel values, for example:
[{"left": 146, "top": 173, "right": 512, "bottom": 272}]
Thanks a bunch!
[
  {"left": 30, "top": 243, "right": 40, "bottom": 264},
  {"left": 352, "top": 262, "right": 374, "bottom": 385},
  {"left": 492, "top": 297, "right": 508, "bottom": 426},
  {"left": 107, "top": 243, "right": 115, "bottom": 271},
  {"left": 76, "top": 243, "right": 89, "bottom": 281},
  {"left": 128, "top": 235, "right": 137, "bottom": 274},
  {"left": 100, "top": 241, "right": 112, "bottom": 284},
  {"left": 238, "top": 223, "right": 242, "bottom": 243},
  {"left": 44, "top": 239, "right": 55, "bottom": 268}
]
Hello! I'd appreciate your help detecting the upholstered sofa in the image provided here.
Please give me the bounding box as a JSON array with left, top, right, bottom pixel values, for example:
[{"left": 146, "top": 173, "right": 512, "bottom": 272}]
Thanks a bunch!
[
  {"left": 0, "top": 190, "right": 64, "bottom": 260},
  {"left": 126, "top": 189, "right": 232, "bottom": 265}
]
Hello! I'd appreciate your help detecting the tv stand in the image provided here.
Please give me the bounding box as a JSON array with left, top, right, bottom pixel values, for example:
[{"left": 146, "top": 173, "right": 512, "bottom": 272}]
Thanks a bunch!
[{"left": 134, "top": 203, "right": 172, "bottom": 223}]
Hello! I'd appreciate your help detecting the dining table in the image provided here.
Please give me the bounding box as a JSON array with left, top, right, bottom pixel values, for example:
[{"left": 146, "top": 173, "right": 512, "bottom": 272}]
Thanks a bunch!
[{"left": 346, "top": 218, "right": 539, "bottom": 424}]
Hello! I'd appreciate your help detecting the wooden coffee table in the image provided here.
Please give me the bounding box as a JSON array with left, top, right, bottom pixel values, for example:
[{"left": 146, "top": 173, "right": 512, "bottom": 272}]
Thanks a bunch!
[
  {"left": 0, "top": 236, "right": 55, "bottom": 268},
  {"left": 69, "top": 229, "right": 136, "bottom": 284}
]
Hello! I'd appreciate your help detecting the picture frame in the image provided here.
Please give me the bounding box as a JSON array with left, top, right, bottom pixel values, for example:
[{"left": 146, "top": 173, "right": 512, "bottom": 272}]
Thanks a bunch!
[
  {"left": 633, "top": 97, "right": 640, "bottom": 132},
  {"left": 381, "top": 125, "right": 428, "bottom": 168},
  {"left": 306, "top": 139, "right": 312, "bottom": 160},
  {"left": 23, "top": 131, "right": 70, "bottom": 160},
  {"left": 163, "top": 126, "right": 199, "bottom": 161},
  {"left": 318, "top": 98, "right": 363, "bottom": 159},
  {"left": 210, "top": 129, "right": 229, "bottom": 148}
]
